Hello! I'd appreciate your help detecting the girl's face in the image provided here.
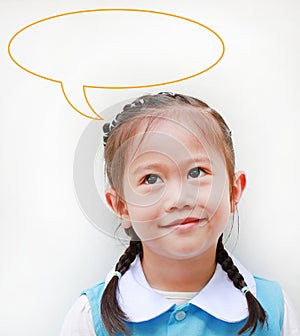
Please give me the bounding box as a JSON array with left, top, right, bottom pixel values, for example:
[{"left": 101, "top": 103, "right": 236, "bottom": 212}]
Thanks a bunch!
[{"left": 108, "top": 117, "right": 242, "bottom": 261}]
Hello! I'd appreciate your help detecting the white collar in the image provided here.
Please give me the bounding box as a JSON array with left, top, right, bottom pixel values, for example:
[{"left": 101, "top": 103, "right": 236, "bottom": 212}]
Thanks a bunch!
[{"left": 105, "top": 256, "right": 256, "bottom": 323}]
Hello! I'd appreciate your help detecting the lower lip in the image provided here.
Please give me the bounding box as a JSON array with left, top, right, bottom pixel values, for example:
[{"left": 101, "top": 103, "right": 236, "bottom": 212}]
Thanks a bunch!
[{"left": 172, "top": 219, "right": 208, "bottom": 232}]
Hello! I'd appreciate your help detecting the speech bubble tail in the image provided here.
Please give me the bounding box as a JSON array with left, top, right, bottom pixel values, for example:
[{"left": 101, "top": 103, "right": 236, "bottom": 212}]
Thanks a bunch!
[{"left": 61, "top": 83, "right": 103, "bottom": 120}]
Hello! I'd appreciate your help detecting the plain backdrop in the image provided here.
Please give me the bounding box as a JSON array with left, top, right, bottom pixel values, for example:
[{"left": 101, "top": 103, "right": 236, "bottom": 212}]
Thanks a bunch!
[{"left": 1, "top": 0, "right": 299, "bottom": 335}]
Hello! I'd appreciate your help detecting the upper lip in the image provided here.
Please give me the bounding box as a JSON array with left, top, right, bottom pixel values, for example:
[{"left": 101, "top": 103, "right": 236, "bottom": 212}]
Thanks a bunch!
[{"left": 162, "top": 217, "right": 204, "bottom": 228}]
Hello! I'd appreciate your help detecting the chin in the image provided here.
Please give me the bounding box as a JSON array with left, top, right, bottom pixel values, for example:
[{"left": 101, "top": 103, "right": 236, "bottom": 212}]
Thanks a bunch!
[{"left": 160, "top": 244, "right": 215, "bottom": 261}]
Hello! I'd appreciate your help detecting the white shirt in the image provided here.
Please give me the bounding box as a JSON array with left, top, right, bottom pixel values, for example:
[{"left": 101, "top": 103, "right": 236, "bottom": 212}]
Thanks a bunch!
[{"left": 60, "top": 257, "right": 300, "bottom": 335}]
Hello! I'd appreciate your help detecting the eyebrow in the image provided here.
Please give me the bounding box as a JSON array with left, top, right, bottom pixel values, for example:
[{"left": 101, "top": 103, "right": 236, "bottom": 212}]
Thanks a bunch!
[
  {"left": 132, "top": 156, "right": 212, "bottom": 174},
  {"left": 133, "top": 162, "right": 163, "bottom": 174}
]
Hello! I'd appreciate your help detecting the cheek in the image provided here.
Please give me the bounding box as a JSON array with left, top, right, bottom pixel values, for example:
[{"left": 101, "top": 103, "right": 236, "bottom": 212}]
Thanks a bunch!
[
  {"left": 203, "top": 176, "right": 231, "bottom": 221},
  {"left": 123, "top": 181, "right": 166, "bottom": 211},
  {"left": 127, "top": 203, "right": 155, "bottom": 224},
  {"left": 126, "top": 203, "right": 166, "bottom": 241},
  {"left": 207, "top": 193, "right": 231, "bottom": 235},
  {"left": 129, "top": 217, "right": 159, "bottom": 241}
]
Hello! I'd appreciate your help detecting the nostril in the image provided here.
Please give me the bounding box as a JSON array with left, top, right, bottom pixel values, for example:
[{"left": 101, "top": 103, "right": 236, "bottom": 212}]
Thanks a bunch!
[{"left": 164, "top": 197, "right": 193, "bottom": 212}]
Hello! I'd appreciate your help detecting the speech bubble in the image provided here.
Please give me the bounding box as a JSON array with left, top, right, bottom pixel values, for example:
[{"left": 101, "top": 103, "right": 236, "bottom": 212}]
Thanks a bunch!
[{"left": 8, "top": 8, "right": 225, "bottom": 119}]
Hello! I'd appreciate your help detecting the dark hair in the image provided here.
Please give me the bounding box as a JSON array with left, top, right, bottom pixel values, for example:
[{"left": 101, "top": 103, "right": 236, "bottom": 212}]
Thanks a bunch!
[{"left": 101, "top": 92, "right": 267, "bottom": 335}]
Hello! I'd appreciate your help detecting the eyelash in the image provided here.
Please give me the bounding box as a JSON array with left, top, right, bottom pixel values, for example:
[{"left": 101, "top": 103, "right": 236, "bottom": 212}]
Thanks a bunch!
[
  {"left": 188, "top": 167, "right": 206, "bottom": 179},
  {"left": 142, "top": 167, "right": 206, "bottom": 185},
  {"left": 143, "top": 174, "right": 163, "bottom": 185}
]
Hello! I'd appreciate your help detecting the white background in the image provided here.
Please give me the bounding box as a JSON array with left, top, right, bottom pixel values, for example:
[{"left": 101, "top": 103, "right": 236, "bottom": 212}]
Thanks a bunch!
[{"left": 0, "top": 0, "right": 299, "bottom": 335}]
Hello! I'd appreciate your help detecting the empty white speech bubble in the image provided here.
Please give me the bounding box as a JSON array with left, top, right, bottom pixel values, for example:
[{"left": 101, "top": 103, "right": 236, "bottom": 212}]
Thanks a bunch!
[{"left": 8, "top": 8, "right": 225, "bottom": 119}]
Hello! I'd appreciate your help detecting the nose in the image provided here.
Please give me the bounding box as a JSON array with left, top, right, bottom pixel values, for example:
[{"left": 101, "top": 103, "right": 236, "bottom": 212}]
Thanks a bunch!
[{"left": 164, "top": 180, "right": 197, "bottom": 212}]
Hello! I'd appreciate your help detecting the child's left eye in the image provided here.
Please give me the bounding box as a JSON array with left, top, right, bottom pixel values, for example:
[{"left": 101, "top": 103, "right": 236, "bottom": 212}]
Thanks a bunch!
[{"left": 188, "top": 167, "right": 205, "bottom": 179}]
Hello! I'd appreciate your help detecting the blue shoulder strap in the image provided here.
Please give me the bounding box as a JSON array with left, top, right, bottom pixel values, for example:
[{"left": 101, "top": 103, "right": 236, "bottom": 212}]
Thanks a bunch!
[
  {"left": 254, "top": 276, "right": 285, "bottom": 332},
  {"left": 81, "top": 282, "right": 109, "bottom": 336}
]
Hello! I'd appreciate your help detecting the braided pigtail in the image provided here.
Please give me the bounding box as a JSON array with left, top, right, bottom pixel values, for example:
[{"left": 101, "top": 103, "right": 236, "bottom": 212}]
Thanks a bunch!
[
  {"left": 216, "top": 235, "right": 267, "bottom": 335},
  {"left": 101, "top": 239, "right": 143, "bottom": 336}
]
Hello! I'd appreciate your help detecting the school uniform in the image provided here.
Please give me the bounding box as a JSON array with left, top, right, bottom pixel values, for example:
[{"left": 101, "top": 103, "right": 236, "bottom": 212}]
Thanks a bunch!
[{"left": 60, "top": 257, "right": 299, "bottom": 336}]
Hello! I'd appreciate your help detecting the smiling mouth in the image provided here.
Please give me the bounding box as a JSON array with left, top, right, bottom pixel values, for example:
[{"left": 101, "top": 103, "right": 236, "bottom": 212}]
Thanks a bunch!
[{"left": 162, "top": 217, "right": 208, "bottom": 230}]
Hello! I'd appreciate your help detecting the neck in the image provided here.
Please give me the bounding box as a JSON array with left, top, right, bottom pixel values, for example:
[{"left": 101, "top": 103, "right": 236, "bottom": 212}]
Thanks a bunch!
[{"left": 141, "top": 246, "right": 217, "bottom": 292}]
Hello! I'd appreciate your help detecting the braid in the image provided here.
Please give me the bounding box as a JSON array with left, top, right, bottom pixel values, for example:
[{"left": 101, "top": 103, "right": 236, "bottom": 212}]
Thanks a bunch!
[
  {"left": 216, "top": 235, "right": 267, "bottom": 335},
  {"left": 101, "top": 239, "right": 143, "bottom": 336}
]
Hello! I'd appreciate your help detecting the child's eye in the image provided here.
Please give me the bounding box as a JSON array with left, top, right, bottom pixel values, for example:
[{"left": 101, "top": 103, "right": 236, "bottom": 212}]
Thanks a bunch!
[
  {"left": 144, "top": 174, "right": 163, "bottom": 185},
  {"left": 188, "top": 167, "right": 205, "bottom": 179}
]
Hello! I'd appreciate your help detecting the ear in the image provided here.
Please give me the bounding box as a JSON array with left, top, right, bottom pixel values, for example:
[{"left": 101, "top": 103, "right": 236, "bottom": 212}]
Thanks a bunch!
[
  {"left": 105, "top": 188, "right": 131, "bottom": 228},
  {"left": 230, "top": 171, "right": 247, "bottom": 212}
]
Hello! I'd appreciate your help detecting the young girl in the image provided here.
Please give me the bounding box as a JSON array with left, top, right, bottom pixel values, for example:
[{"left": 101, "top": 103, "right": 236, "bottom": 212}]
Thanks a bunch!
[{"left": 61, "top": 92, "right": 299, "bottom": 335}]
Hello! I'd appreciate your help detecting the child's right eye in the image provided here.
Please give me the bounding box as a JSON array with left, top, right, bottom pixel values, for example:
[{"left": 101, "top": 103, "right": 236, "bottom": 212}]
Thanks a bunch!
[{"left": 144, "top": 174, "right": 163, "bottom": 185}]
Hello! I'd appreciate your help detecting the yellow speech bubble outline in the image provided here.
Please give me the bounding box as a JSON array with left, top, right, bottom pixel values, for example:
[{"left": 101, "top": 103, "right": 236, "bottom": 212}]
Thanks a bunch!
[{"left": 8, "top": 8, "right": 225, "bottom": 120}]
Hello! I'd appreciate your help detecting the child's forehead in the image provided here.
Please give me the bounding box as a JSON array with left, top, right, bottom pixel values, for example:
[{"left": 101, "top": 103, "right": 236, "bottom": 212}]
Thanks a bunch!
[
  {"left": 126, "top": 115, "right": 222, "bottom": 165},
  {"left": 136, "top": 118, "right": 203, "bottom": 147},
  {"left": 133, "top": 111, "right": 213, "bottom": 142}
]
